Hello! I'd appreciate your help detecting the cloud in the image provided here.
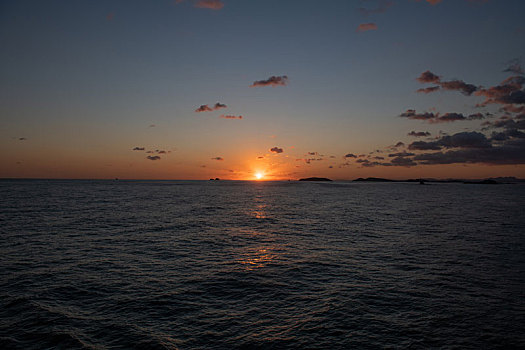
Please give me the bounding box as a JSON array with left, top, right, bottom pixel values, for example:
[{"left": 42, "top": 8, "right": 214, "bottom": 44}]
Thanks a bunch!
[
  {"left": 417, "top": 86, "right": 440, "bottom": 94},
  {"left": 357, "top": 23, "right": 378, "bottom": 32},
  {"left": 211, "top": 157, "right": 224, "bottom": 161},
  {"left": 147, "top": 155, "right": 161, "bottom": 160},
  {"left": 408, "top": 131, "right": 431, "bottom": 137},
  {"left": 475, "top": 76, "right": 525, "bottom": 107},
  {"left": 425, "top": 0, "right": 443, "bottom": 4},
  {"left": 195, "top": 102, "right": 228, "bottom": 113},
  {"left": 133, "top": 147, "right": 145, "bottom": 151},
  {"left": 251, "top": 75, "right": 288, "bottom": 87},
  {"left": 400, "top": 109, "right": 485, "bottom": 123},
  {"left": 19, "top": 137, "right": 27, "bottom": 141},
  {"left": 358, "top": 1, "right": 394, "bottom": 16},
  {"left": 388, "top": 151, "right": 415, "bottom": 157},
  {"left": 394, "top": 142, "right": 405, "bottom": 148},
  {"left": 503, "top": 59, "right": 524, "bottom": 75},
  {"left": 413, "top": 139, "right": 525, "bottom": 165},
  {"left": 417, "top": 70, "right": 441, "bottom": 83},
  {"left": 344, "top": 153, "right": 357, "bottom": 158},
  {"left": 149, "top": 124, "right": 156, "bottom": 127},
  {"left": 439, "top": 80, "right": 478, "bottom": 95},
  {"left": 408, "top": 131, "right": 491, "bottom": 150},
  {"left": 219, "top": 114, "right": 242, "bottom": 119},
  {"left": 194, "top": 0, "right": 224, "bottom": 10},
  {"left": 270, "top": 147, "right": 284, "bottom": 153},
  {"left": 195, "top": 105, "right": 213, "bottom": 112},
  {"left": 416, "top": 70, "right": 478, "bottom": 95}
]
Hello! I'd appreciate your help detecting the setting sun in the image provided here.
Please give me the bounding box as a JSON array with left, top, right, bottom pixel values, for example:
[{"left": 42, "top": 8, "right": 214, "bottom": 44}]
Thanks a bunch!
[{"left": 255, "top": 172, "right": 264, "bottom": 180}]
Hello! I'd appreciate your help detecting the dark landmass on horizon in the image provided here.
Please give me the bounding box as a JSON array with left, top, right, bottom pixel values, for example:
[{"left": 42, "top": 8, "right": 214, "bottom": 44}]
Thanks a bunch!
[
  {"left": 352, "top": 177, "right": 525, "bottom": 184},
  {"left": 299, "top": 177, "right": 333, "bottom": 182}
]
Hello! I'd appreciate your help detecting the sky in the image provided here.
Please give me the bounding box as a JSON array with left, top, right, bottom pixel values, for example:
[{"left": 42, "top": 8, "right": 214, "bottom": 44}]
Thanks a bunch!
[{"left": 1, "top": 0, "right": 525, "bottom": 180}]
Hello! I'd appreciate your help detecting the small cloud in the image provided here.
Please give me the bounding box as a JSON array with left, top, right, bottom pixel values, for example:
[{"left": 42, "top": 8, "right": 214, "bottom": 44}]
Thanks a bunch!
[
  {"left": 408, "top": 131, "right": 431, "bottom": 137},
  {"left": 270, "top": 147, "right": 284, "bottom": 153},
  {"left": 195, "top": 105, "right": 213, "bottom": 112},
  {"left": 394, "top": 142, "right": 405, "bottom": 147},
  {"left": 211, "top": 157, "right": 224, "bottom": 161},
  {"left": 194, "top": 0, "right": 224, "bottom": 10},
  {"left": 133, "top": 147, "right": 145, "bottom": 151},
  {"left": 417, "top": 86, "right": 440, "bottom": 94},
  {"left": 357, "top": 23, "right": 377, "bottom": 32},
  {"left": 425, "top": 0, "right": 443, "bottom": 5},
  {"left": 19, "top": 137, "right": 27, "bottom": 141},
  {"left": 417, "top": 71, "right": 441, "bottom": 83},
  {"left": 251, "top": 76, "right": 288, "bottom": 87},
  {"left": 195, "top": 102, "right": 227, "bottom": 112},
  {"left": 219, "top": 114, "right": 243, "bottom": 119},
  {"left": 149, "top": 124, "right": 156, "bottom": 127},
  {"left": 147, "top": 155, "right": 161, "bottom": 160},
  {"left": 344, "top": 153, "right": 357, "bottom": 159}
]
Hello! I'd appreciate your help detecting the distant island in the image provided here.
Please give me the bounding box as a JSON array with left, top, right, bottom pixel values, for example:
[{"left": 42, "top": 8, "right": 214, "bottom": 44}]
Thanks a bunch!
[
  {"left": 352, "top": 177, "right": 523, "bottom": 184},
  {"left": 299, "top": 177, "right": 332, "bottom": 182}
]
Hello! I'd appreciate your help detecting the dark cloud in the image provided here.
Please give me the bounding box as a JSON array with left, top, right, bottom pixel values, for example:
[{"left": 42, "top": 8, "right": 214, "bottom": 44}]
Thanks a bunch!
[
  {"left": 417, "top": 86, "right": 440, "bottom": 94},
  {"left": 357, "top": 23, "right": 378, "bottom": 32},
  {"left": 344, "top": 153, "right": 357, "bottom": 159},
  {"left": 400, "top": 109, "right": 485, "bottom": 123},
  {"left": 195, "top": 102, "right": 228, "bottom": 113},
  {"left": 211, "top": 157, "right": 224, "bottom": 161},
  {"left": 400, "top": 109, "right": 437, "bottom": 122},
  {"left": 394, "top": 142, "right": 405, "bottom": 148},
  {"left": 358, "top": 1, "right": 394, "bottom": 16},
  {"left": 270, "top": 147, "right": 284, "bottom": 153},
  {"left": 417, "top": 70, "right": 441, "bottom": 83},
  {"left": 413, "top": 139, "right": 525, "bottom": 165},
  {"left": 147, "top": 155, "right": 161, "bottom": 161},
  {"left": 439, "top": 80, "right": 478, "bottom": 95},
  {"left": 19, "top": 137, "right": 27, "bottom": 141},
  {"left": 416, "top": 70, "right": 478, "bottom": 95},
  {"left": 133, "top": 147, "right": 145, "bottom": 151},
  {"left": 503, "top": 59, "right": 524, "bottom": 75},
  {"left": 194, "top": 0, "right": 224, "bottom": 10},
  {"left": 408, "top": 131, "right": 431, "bottom": 137},
  {"left": 409, "top": 131, "right": 491, "bottom": 150},
  {"left": 251, "top": 76, "right": 289, "bottom": 87},
  {"left": 388, "top": 151, "right": 415, "bottom": 157},
  {"left": 390, "top": 156, "right": 417, "bottom": 167},
  {"left": 195, "top": 105, "right": 213, "bottom": 113},
  {"left": 408, "top": 141, "right": 442, "bottom": 151},
  {"left": 219, "top": 115, "right": 242, "bottom": 119}
]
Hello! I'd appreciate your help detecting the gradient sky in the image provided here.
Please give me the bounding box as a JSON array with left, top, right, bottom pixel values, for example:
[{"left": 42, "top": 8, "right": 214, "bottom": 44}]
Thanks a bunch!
[{"left": 1, "top": 0, "right": 525, "bottom": 180}]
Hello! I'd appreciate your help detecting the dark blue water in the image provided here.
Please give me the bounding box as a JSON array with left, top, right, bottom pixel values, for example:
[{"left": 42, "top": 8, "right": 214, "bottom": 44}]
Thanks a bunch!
[{"left": 1, "top": 180, "right": 524, "bottom": 349}]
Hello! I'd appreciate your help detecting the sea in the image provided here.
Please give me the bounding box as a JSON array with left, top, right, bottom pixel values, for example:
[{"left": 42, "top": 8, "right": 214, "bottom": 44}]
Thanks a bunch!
[{"left": 1, "top": 179, "right": 524, "bottom": 349}]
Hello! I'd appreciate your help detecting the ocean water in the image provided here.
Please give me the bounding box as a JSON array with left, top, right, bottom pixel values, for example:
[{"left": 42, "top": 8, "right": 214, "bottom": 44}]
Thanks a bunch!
[{"left": 1, "top": 179, "right": 524, "bottom": 349}]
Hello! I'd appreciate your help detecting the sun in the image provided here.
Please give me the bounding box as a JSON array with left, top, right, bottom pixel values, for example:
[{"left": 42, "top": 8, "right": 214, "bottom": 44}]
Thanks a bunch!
[{"left": 255, "top": 172, "right": 264, "bottom": 180}]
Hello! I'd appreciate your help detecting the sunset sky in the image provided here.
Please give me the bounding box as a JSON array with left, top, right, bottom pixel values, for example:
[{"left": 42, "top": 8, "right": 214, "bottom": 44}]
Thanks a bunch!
[{"left": 1, "top": 0, "right": 525, "bottom": 180}]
